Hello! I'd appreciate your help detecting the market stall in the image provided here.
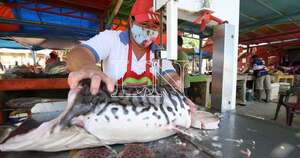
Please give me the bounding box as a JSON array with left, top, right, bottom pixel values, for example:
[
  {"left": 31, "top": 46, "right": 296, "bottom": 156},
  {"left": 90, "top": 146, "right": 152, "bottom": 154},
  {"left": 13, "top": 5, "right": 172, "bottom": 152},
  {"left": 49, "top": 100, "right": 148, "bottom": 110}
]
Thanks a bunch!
[{"left": 0, "top": 0, "right": 299, "bottom": 158}]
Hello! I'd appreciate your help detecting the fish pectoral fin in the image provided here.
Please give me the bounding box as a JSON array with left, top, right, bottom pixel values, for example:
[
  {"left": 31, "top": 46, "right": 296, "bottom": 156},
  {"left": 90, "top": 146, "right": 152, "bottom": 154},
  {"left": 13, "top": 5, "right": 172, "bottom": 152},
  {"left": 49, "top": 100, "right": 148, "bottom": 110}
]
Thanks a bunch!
[
  {"left": 172, "top": 125, "right": 194, "bottom": 138},
  {"left": 50, "top": 114, "right": 85, "bottom": 133},
  {"left": 184, "top": 97, "right": 197, "bottom": 120},
  {"left": 49, "top": 87, "right": 82, "bottom": 131},
  {"left": 46, "top": 114, "right": 67, "bottom": 133},
  {"left": 191, "top": 111, "right": 220, "bottom": 130},
  {"left": 71, "top": 116, "right": 85, "bottom": 128},
  {"left": 162, "top": 124, "right": 193, "bottom": 138}
]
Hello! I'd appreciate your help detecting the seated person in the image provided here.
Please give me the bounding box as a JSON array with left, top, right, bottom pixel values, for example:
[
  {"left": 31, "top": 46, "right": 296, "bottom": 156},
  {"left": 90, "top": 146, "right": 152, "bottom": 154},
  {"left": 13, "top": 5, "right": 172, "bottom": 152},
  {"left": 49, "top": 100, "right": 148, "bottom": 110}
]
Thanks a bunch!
[{"left": 45, "top": 51, "right": 61, "bottom": 72}]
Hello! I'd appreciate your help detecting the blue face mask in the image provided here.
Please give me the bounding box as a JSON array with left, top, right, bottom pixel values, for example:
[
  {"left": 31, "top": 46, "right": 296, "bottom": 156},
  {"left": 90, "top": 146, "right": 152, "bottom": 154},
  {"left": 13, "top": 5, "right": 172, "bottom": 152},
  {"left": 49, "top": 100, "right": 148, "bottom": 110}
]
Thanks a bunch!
[{"left": 130, "top": 24, "right": 159, "bottom": 47}]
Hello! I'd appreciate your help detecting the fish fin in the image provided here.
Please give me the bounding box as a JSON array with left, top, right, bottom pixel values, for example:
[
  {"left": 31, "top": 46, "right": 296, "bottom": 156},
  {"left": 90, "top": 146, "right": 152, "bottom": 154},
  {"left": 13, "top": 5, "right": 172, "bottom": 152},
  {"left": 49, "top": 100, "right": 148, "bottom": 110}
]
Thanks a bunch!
[
  {"left": 172, "top": 125, "right": 194, "bottom": 138},
  {"left": 71, "top": 116, "right": 85, "bottom": 128},
  {"left": 191, "top": 111, "right": 220, "bottom": 130},
  {"left": 183, "top": 97, "right": 197, "bottom": 120},
  {"left": 161, "top": 124, "right": 193, "bottom": 138},
  {"left": 60, "top": 87, "right": 82, "bottom": 119},
  {"left": 190, "top": 111, "right": 203, "bottom": 129},
  {"left": 50, "top": 87, "right": 81, "bottom": 132}
]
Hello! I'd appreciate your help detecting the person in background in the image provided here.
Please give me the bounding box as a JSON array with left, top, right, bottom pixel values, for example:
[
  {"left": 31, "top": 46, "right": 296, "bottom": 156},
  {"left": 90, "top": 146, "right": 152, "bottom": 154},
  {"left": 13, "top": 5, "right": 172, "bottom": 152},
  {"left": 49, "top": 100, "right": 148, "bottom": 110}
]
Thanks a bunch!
[
  {"left": 0, "top": 61, "right": 4, "bottom": 72},
  {"left": 45, "top": 51, "right": 60, "bottom": 72},
  {"left": 46, "top": 51, "right": 60, "bottom": 65},
  {"left": 252, "top": 55, "right": 271, "bottom": 102},
  {"left": 175, "top": 36, "right": 191, "bottom": 95},
  {"left": 0, "top": 62, "right": 5, "bottom": 73},
  {"left": 292, "top": 64, "right": 300, "bottom": 75}
]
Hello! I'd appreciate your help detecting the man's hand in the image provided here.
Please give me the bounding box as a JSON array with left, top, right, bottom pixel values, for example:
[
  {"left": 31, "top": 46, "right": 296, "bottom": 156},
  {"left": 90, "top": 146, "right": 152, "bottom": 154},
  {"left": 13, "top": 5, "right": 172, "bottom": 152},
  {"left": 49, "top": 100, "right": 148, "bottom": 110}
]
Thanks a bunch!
[
  {"left": 68, "top": 66, "right": 115, "bottom": 95},
  {"left": 67, "top": 46, "right": 114, "bottom": 95}
]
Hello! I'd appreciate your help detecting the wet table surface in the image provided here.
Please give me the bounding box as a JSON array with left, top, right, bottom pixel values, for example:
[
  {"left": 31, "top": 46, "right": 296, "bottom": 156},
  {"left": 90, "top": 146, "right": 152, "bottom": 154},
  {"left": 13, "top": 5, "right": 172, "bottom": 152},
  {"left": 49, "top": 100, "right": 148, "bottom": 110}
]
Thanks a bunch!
[{"left": 0, "top": 112, "right": 300, "bottom": 158}]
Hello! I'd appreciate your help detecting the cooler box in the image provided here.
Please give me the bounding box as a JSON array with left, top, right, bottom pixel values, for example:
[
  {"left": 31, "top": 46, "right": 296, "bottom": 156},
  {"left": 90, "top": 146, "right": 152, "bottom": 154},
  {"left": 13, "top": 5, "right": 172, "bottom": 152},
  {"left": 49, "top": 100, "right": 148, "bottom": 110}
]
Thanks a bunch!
[{"left": 279, "top": 83, "right": 291, "bottom": 92}]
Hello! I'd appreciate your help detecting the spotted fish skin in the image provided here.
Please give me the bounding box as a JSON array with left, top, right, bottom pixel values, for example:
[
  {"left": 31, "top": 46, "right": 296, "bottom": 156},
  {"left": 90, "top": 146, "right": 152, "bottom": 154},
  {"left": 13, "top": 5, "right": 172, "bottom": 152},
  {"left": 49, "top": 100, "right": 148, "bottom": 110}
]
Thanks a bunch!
[
  {"left": 0, "top": 80, "right": 192, "bottom": 152},
  {"left": 64, "top": 80, "right": 192, "bottom": 145}
]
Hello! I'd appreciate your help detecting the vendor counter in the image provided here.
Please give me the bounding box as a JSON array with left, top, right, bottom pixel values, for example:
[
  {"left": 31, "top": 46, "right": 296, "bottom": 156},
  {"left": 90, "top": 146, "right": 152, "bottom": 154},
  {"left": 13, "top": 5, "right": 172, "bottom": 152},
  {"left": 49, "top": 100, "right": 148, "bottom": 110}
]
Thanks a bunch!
[
  {"left": 0, "top": 78, "right": 69, "bottom": 91},
  {"left": 188, "top": 75, "right": 212, "bottom": 107},
  {"left": 0, "top": 78, "right": 69, "bottom": 124},
  {"left": 188, "top": 74, "right": 255, "bottom": 107},
  {"left": 1, "top": 112, "right": 299, "bottom": 158},
  {"left": 236, "top": 75, "right": 255, "bottom": 105},
  {"left": 236, "top": 74, "right": 297, "bottom": 105}
]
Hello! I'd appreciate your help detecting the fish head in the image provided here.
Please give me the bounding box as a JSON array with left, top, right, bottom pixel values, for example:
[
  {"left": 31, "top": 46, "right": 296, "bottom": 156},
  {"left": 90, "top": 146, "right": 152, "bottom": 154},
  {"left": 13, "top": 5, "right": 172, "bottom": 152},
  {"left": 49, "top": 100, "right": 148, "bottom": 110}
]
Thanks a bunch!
[{"left": 58, "top": 79, "right": 110, "bottom": 129}]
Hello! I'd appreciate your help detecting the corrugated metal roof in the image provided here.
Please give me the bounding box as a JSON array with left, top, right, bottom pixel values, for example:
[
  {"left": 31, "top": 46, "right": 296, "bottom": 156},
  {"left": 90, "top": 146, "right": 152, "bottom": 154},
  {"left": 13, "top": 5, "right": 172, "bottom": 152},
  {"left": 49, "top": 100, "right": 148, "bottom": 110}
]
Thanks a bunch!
[
  {"left": 0, "top": 0, "right": 113, "bottom": 40},
  {"left": 239, "top": 0, "right": 300, "bottom": 46},
  {"left": 116, "top": 0, "right": 300, "bottom": 45},
  {"left": 0, "top": 0, "right": 299, "bottom": 47}
]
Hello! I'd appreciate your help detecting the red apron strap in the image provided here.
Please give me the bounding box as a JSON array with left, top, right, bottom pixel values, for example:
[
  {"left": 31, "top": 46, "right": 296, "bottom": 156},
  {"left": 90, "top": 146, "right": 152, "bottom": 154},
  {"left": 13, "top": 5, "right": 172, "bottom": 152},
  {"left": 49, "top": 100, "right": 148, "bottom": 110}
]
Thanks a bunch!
[
  {"left": 128, "top": 42, "right": 151, "bottom": 73},
  {"left": 127, "top": 42, "right": 133, "bottom": 72},
  {"left": 145, "top": 48, "right": 151, "bottom": 73}
]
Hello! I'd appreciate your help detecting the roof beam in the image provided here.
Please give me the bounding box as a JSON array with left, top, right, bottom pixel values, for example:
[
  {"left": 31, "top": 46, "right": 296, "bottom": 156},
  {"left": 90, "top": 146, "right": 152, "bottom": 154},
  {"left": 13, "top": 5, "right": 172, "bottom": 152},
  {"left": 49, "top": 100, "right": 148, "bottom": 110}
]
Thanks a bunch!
[
  {"left": 0, "top": 32, "right": 92, "bottom": 40},
  {"left": 255, "top": 0, "right": 283, "bottom": 16},
  {"left": 255, "top": 0, "right": 300, "bottom": 26},
  {"left": 240, "top": 27, "right": 300, "bottom": 44},
  {"left": 0, "top": 17, "right": 99, "bottom": 32},
  {"left": 46, "top": 0, "right": 112, "bottom": 11},
  {"left": 240, "top": 39, "right": 300, "bottom": 49},
  {"left": 240, "top": 10, "right": 300, "bottom": 32},
  {"left": 240, "top": 12, "right": 258, "bottom": 21},
  {"left": 240, "top": 12, "right": 283, "bottom": 36}
]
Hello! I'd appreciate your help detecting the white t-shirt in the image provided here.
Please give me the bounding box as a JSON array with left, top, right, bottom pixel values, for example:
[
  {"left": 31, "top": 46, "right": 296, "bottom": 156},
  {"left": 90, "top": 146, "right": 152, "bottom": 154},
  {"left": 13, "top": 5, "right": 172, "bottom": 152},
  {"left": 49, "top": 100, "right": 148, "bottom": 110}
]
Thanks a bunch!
[{"left": 81, "top": 30, "right": 175, "bottom": 82}]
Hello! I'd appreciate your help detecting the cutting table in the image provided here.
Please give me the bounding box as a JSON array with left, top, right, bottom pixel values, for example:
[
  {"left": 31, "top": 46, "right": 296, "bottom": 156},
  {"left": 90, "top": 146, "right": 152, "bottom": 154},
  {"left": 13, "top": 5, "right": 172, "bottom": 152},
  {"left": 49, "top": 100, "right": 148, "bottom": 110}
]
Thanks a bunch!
[{"left": 0, "top": 112, "right": 299, "bottom": 158}]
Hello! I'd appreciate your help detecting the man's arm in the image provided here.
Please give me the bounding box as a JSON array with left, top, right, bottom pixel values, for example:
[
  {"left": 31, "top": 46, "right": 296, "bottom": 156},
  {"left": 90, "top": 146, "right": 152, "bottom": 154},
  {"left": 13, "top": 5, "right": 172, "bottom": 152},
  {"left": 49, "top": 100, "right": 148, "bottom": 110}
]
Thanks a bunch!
[
  {"left": 240, "top": 63, "right": 250, "bottom": 74},
  {"left": 66, "top": 46, "right": 114, "bottom": 94},
  {"left": 179, "top": 47, "right": 195, "bottom": 55},
  {"left": 67, "top": 46, "right": 97, "bottom": 71}
]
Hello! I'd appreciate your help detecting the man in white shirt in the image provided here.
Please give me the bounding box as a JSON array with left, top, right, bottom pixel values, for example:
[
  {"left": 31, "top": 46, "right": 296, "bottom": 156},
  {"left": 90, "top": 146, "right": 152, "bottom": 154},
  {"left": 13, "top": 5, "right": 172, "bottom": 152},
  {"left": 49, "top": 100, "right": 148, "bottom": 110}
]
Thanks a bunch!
[{"left": 67, "top": 0, "right": 181, "bottom": 94}]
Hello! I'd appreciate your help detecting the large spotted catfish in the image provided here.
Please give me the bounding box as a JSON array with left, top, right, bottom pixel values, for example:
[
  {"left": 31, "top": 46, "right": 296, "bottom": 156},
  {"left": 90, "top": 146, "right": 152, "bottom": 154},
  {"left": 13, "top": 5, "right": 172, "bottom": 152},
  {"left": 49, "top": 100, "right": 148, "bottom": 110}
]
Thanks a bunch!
[{"left": 0, "top": 80, "right": 198, "bottom": 152}]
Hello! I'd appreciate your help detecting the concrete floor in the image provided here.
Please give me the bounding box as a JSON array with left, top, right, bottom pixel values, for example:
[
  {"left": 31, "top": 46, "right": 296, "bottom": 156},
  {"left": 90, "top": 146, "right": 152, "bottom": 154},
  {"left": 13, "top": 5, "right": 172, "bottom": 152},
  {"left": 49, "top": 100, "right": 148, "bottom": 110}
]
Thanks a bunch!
[{"left": 236, "top": 98, "right": 300, "bottom": 129}]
